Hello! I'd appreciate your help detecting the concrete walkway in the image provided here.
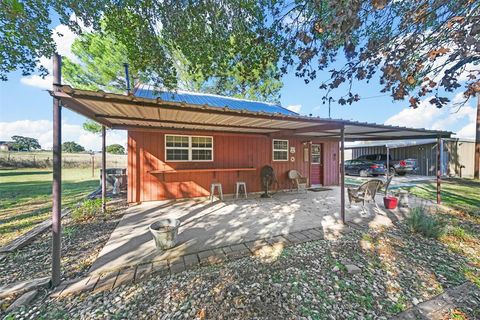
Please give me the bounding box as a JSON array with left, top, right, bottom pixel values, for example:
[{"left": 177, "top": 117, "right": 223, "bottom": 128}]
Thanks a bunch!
[{"left": 89, "top": 187, "right": 429, "bottom": 275}]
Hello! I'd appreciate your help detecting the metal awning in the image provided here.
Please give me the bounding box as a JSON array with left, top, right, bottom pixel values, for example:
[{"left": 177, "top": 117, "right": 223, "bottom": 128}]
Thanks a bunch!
[{"left": 50, "top": 85, "right": 452, "bottom": 141}]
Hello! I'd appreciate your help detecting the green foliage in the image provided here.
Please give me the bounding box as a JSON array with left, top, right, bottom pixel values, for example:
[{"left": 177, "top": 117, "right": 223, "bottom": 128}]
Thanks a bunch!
[
  {"left": 62, "top": 141, "right": 85, "bottom": 153},
  {"left": 71, "top": 198, "right": 103, "bottom": 222},
  {"left": 63, "top": 30, "right": 138, "bottom": 93},
  {"left": 407, "top": 207, "right": 446, "bottom": 239},
  {"left": 9, "top": 135, "right": 41, "bottom": 151},
  {"left": 82, "top": 120, "right": 103, "bottom": 135},
  {"left": 106, "top": 144, "right": 125, "bottom": 154}
]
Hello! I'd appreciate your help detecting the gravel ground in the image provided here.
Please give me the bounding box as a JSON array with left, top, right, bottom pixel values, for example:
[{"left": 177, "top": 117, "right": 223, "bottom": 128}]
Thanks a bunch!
[
  {"left": 6, "top": 221, "right": 480, "bottom": 319},
  {"left": 0, "top": 197, "right": 127, "bottom": 286}
]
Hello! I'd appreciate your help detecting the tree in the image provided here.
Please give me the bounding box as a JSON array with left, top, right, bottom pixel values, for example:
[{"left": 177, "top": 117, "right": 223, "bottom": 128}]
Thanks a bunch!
[
  {"left": 10, "top": 135, "right": 41, "bottom": 151},
  {"left": 62, "top": 141, "right": 85, "bottom": 153},
  {"left": 106, "top": 144, "right": 125, "bottom": 154},
  {"left": 1, "top": 0, "right": 279, "bottom": 96},
  {"left": 264, "top": 0, "right": 479, "bottom": 107},
  {"left": 82, "top": 120, "right": 103, "bottom": 135}
]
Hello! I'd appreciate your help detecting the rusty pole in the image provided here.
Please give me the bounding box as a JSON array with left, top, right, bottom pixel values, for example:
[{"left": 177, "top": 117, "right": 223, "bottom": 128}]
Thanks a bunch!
[
  {"left": 102, "top": 126, "right": 106, "bottom": 213},
  {"left": 52, "top": 53, "right": 62, "bottom": 286},
  {"left": 340, "top": 127, "right": 345, "bottom": 224},
  {"left": 474, "top": 93, "right": 480, "bottom": 179},
  {"left": 436, "top": 136, "right": 441, "bottom": 205}
]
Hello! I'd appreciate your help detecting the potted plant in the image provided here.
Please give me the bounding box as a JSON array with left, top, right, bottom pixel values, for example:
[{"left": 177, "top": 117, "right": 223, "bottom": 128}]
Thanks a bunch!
[
  {"left": 383, "top": 174, "right": 398, "bottom": 209},
  {"left": 149, "top": 218, "right": 181, "bottom": 250}
]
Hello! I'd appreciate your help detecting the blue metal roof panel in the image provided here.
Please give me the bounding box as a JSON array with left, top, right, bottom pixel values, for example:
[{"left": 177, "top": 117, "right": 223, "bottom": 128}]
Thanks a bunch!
[{"left": 133, "top": 84, "right": 297, "bottom": 115}]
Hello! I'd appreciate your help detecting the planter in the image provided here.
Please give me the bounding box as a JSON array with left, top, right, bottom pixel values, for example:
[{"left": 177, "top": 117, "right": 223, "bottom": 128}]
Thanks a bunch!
[
  {"left": 149, "top": 219, "right": 181, "bottom": 250},
  {"left": 383, "top": 196, "right": 398, "bottom": 209}
]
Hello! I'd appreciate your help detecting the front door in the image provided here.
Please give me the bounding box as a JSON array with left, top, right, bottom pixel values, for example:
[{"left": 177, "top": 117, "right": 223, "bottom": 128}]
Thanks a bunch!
[{"left": 310, "top": 144, "right": 323, "bottom": 185}]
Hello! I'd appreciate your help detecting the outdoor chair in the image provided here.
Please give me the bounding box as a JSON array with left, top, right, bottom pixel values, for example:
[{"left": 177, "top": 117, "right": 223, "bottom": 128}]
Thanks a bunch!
[
  {"left": 381, "top": 175, "right": 393, "bottom": 195},
  {"left": 288, "top": 170, "right": 308, "bottom": 193},
  {"left": 347, "top": 179, "right": 383, "bottom": 208}
]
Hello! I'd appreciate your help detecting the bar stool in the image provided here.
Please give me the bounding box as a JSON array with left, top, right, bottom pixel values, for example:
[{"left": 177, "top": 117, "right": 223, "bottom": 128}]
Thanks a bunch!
[
  {"left": 210, "top": 183, "right": 223, "bottom": 202},
  {"left": 235, "top": 181, "right": 247, "bottom": 199}
]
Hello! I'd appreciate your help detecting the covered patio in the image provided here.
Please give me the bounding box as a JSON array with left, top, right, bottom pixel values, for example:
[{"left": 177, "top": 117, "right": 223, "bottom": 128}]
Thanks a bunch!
[
  {"left": 89, "top": 187, "right": 432, "bottom": 275},
  {"left": 48, "top": 54, "right": 451, "bottom": 285}
]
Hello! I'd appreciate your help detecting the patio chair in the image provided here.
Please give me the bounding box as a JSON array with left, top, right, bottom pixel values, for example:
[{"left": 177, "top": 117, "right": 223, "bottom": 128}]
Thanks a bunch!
[
  {"left": 288, "top": 170, "right": 308, "bottom": 193},
  {"left": 381, "top": 175, "right": 393, "bottom": 195},
  {"left": 347, "top": 179, "right": 383, "bottom": 208}
]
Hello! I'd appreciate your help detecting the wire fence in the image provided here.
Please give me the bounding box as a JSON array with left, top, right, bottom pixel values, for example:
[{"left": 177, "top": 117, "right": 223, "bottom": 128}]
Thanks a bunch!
[{"left": 0, "top": 151, "right": 127, "bottom": 169}]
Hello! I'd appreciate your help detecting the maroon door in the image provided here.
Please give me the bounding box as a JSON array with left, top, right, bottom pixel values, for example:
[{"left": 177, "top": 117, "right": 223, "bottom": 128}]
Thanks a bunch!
[{"left": 310, "top": 144, "right": 323, "bottom": 185}]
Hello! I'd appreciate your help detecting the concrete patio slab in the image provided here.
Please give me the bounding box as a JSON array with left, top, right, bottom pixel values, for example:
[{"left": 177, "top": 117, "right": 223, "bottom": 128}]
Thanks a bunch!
[{"left": 90, "top": 187, "right": 431, "bottom": 274}]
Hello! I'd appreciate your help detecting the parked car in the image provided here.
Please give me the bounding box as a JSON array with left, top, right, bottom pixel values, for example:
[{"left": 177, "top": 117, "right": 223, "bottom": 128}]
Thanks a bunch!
[
  {"left": 345, "top": 159, "right": 386, "bottom": 177},
  {"left": 355, "top": 154, "right": 417, "bottom": 176}
]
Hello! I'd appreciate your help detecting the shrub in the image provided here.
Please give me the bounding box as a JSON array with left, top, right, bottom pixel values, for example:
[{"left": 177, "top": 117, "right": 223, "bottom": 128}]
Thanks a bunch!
[
  {"left": 407, "top": 207, "right": 446, "bottom": 239},
  {"left": 71, "top": 199, "right": 103, "bottom": 222}
]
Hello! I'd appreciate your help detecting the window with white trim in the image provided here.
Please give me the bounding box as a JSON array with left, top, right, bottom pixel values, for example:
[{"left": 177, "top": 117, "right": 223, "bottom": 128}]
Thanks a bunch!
[
  {"left": 273, "top": 139, "right": 288, "bottom": 161},
  {"left": 165, "top": 135, "right": 213, "bottom": 161}
]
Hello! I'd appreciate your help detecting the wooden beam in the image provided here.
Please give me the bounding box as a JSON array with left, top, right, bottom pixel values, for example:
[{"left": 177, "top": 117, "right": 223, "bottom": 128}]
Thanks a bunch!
[
  {"left": 51, "top": 53, "right": 62, "bottom": 287},
  {"left": 110, "top": 123, "right": 273, "bottom": 135}
]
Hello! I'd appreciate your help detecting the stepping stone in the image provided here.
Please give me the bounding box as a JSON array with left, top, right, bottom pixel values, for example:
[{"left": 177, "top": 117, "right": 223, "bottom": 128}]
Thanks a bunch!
[
  {"left": 6, "top": 290, "right": 37, "bottom": 313},
  {"left": 345, "top": 264, "right": 361, "bottom": 274}
]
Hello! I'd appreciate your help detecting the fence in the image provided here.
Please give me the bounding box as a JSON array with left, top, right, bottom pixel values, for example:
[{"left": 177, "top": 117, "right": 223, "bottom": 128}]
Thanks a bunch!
[{"left": 0, "top": 151, "right": 127, "bottom": 169}]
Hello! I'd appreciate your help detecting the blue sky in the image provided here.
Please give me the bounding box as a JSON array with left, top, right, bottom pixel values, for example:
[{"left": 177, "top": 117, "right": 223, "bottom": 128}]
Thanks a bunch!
[{"left": 0, "top": 21, "right": 476, "bottom": 151}]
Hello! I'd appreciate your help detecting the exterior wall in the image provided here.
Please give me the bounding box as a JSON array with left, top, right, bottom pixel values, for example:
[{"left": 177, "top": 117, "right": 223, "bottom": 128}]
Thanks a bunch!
[
  {"left": 351, "top": 140, "right": 475, "bottom": 178},
  {"left": 128, "top": 129, "right": 339, "bottom": 202}
]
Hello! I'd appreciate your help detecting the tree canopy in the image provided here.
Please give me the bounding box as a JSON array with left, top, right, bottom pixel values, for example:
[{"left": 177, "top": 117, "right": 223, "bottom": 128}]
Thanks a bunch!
[
  {"left": 106, "top": 144, "right": 125, "bottom": 155},
  {"left": 1, "top": 0, "right": 478, "bottom": 106},
  {"left": 62, "top": 141, "right": 85, "bottom": 153},
  {"left": 9, "top": 135, "right": 41, "bottom": 151}
]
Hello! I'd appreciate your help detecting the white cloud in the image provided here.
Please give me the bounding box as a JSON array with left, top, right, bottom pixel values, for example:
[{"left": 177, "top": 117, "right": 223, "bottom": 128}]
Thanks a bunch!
[
  {"left": 0, "top": 119, "right": 127, "bottom": 151},
  {"left": 384, "top": 95, "right": 476, "bottom": 139},
  {"left": 286, "top": 104, "right": 302, "bottom": 113},
  {"left": 20, "top": 21, "right": 80, "bottom": 89}
]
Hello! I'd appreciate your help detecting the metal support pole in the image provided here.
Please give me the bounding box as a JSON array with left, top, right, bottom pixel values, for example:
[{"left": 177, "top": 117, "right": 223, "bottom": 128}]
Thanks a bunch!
[
  {"left": 386, "top": 145, "right": 390, "bottom": 177},
  {"left": 52, "top": 53, "right": 62, "bottom": 286},
  {"left": 474, "top": 93, "right": 480, "bottom": 179},
  {"left": 436, "top": 136, "right": 441, "bottom": 204},
  {"left": 102, "top": 126, "right": 107, "bottom": 213},
  {"left": 340, "top": 127, "right": 345, "bottom": 224}
]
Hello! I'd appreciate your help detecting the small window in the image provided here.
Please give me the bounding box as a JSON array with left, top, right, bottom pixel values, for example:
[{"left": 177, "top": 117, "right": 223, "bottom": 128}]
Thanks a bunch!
[
  {"left": 165, "top": 135, "right": 213, "bottom": 161},
  {"left": 273, "top": 139, "right": 289, "bottom": 161}
]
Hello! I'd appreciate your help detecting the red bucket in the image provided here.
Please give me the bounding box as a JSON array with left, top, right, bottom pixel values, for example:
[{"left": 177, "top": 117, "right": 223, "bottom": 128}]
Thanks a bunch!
[{"left": 383, "top": 196, "right": 398, "bottom": 209}]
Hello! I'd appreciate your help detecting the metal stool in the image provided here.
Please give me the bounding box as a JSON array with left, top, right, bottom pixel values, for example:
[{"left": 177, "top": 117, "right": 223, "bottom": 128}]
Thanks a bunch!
[
  {"left": 210, "top": 183, "right": 223, "bottom": 201},
  {"left": 235, "top": 181, "right": 247, "bottom": 199}
]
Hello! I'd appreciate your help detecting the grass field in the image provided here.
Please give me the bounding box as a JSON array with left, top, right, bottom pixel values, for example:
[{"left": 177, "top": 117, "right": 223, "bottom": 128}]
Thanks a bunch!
[
  {"left": 408, "top": 178, "right": 480, "bottom": 215},
  {"left": 0, "top": 168, "right": 100, "bottom": 247}
]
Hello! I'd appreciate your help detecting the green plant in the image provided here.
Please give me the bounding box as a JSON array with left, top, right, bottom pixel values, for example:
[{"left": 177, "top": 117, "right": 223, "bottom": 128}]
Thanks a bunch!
[
  {"left": 71, "top": 199, "right": 103, "bottom": 222},
  {"left": 406, "top": 207, "right": 446, "bottom": 239}
]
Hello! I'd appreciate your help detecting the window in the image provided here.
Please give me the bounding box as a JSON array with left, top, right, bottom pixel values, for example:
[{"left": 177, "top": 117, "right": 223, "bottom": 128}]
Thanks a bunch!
[
  {"left": 165, "top": 135, "right": 213, "bottom": 161},
  {"left": 311, "top": 144, "right": 321, "bottom": 164},
  {"left": 273, "top": 139, "right": 288, "bottom": 161}
]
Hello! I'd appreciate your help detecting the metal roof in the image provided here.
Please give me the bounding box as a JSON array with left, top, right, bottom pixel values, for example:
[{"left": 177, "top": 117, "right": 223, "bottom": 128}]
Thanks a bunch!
[
  {"left": 50, "top": 85, "right": 452, "bottom": 141},
  {"left": 133, "top": 84, "right": 297, "bottom": 116}
]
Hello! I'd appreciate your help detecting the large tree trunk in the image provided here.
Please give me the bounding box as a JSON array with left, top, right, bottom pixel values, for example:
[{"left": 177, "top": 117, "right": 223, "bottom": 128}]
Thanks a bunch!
[{"left": 475, "top": 93, "right": 480, "bottom": 179}]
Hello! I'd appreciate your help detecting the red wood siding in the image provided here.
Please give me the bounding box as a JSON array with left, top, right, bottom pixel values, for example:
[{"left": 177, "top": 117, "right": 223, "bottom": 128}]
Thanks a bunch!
[{"left": 128, "top": 130, "right": 340, "bottom": 202}]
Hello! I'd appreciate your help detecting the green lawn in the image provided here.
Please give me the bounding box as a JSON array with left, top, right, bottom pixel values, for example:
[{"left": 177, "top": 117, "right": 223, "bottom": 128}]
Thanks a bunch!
[
  {"left": 0, "top": 168, "right": 99, "bottom": 246},
  {"left": 408, "top": 178, "right": 480, "bottom": 215}
]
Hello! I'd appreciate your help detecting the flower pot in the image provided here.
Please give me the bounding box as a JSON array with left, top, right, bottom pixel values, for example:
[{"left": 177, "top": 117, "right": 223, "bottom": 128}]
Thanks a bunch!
[
  {"left": 149, "top": 219, "right": 181, "bottom": 250},
  {"left": 383, "top": 196, "right": 398, "bottom": 209}
]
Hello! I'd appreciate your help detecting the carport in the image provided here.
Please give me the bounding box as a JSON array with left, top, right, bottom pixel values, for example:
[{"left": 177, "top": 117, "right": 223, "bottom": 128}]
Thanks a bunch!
[{"left": 48, "top": 54, "right": 452, "bottom": 285}]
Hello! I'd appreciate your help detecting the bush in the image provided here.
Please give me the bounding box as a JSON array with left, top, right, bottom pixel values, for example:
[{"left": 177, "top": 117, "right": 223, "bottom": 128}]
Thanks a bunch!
[
  {"left": 71, "top": 199, "right": 103, "bottom": 222},
  {"left": 407, "top": 207, "right": 446, "bottom": 239}
]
